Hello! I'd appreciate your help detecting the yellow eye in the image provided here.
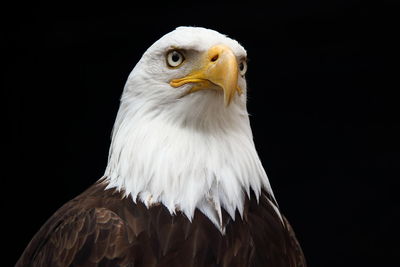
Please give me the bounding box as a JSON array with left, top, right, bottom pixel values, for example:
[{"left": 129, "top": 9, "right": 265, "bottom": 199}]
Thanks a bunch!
[
  {"left": 167, "top": 50, "right": 185, "bottom": 67},
  {"left": 239, "top": 60, "right": 247, "bottom": 76}
]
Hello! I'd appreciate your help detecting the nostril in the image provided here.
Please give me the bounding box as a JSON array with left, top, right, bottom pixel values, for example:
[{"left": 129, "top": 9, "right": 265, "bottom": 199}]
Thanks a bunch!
[{"left": 211, "top": 54, "right": 219, "bottom": 62}]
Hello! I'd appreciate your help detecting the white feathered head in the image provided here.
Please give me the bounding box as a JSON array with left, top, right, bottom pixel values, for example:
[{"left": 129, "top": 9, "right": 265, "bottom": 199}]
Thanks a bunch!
[{"left": 105, "top": 27, "right": 275, "bottom": 229}]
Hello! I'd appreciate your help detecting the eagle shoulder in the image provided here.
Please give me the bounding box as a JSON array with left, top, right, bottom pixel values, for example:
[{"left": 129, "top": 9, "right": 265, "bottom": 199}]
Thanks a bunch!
[
  {"left": 282, "top": 215, "right": 307, "bottom": 267},
  {"left": 15, "top": 182, "right": 149, "bottom": 267},
  {"left": 248, "top": 191, "right": 307, "bottom": 267},
  {"left": 16, "top": 203, "right": 138, "bottom": 267}
]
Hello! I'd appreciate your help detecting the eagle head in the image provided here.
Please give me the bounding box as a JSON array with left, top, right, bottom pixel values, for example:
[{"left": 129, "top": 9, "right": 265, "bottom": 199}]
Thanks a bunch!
[
  {"left": 121, "top": 26, "right": 248, "bottom": 127},
  {"left": 105, "top": 27, "right": 274, "bottom": 230}
]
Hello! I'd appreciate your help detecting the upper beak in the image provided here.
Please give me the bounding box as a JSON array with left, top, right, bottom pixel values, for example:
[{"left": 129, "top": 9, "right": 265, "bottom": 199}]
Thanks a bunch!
[{"left": 170, "top": 45, "right": 242, "bottom": 106}]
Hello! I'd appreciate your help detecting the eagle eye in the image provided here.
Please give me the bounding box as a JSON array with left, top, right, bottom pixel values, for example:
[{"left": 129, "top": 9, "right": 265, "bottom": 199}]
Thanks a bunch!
[
  {"left": 239, "top": 60, "right": 247, "bottom": 76},
  {"left": 166, "top": 50, "right": 185, "bottom": 68}
]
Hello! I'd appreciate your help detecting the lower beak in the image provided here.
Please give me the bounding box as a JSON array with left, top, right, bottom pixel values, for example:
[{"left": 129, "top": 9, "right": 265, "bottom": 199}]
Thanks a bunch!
[{"left": 170, "top": 45, "right": 242, "bottom": 106}]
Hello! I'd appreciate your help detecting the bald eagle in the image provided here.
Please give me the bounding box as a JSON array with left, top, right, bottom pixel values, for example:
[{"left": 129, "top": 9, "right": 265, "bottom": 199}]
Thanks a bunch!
[{"left": 16, "top": 27, "right": 306, "bottom": 267}]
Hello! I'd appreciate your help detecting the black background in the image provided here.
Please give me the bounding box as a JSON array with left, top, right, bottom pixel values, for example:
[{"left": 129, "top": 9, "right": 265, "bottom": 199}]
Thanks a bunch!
[{"left": 4, "top": 1, "right": 399, "bottom": 266}]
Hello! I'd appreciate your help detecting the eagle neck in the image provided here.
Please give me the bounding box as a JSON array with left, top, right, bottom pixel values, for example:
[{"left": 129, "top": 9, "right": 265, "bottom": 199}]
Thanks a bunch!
[{"left": 104, "top": 89, "right": 275, "bottom": 230}]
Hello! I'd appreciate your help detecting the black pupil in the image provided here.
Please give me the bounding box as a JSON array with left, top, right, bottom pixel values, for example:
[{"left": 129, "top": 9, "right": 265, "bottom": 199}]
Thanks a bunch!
[
  {"left": 172, "top": 52, "right": 180, "bottom": 62},
  {"left": 239, "top": 62, "right": 244, "bottom": 71}
]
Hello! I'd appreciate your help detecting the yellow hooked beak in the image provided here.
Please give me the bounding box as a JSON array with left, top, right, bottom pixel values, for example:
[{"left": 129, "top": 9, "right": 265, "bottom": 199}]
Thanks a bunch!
[{"left": 170, "top": 45, "right": 243, "bottom": 106}]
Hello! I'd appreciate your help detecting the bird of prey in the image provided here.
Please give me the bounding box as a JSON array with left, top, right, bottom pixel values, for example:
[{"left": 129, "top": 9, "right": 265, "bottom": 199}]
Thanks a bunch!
[{"left": 16, "top": 26, "right": 306, "bottom": 267}]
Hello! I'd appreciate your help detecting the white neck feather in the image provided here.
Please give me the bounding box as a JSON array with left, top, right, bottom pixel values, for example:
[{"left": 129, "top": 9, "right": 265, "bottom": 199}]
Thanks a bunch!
[{"left": 104, "top": 71, "right": 275, "bottom": 230}]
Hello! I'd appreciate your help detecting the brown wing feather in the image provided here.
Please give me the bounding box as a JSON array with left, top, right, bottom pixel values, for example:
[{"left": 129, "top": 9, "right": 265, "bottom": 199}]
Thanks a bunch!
[
  {"left": 243, "top": 191, "right": 307, "bottom": 267},
  {"left": 16, "top": 204, "right": 135, "bottom": 266},
  {"left": 282, "top": 216, "right": 307, "bottom": 267},
  {"left": 16, "top": 181, "right": 306, "bottom": 267}
]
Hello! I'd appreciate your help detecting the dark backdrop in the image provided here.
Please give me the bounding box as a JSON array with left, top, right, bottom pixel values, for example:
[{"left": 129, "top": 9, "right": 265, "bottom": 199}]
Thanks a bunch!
[{"left": 4, "top": 1, "right": 398, "bottom": 266}]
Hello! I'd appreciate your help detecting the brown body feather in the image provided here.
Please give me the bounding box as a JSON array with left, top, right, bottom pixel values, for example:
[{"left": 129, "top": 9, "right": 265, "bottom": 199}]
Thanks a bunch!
[{"left": 16, "top": 181, "right": 306, "bottom": 267}]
